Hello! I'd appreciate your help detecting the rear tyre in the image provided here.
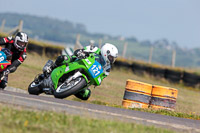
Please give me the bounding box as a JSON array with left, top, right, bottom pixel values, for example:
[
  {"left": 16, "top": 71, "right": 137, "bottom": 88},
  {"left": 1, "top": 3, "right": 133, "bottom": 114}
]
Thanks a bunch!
[{"left": 54, "top": 77, "right": 87, "bottom": 99}]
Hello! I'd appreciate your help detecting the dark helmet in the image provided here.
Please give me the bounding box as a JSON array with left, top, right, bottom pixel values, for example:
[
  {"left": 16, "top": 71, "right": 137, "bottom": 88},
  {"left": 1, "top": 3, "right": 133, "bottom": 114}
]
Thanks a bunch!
[
  {"left": 2, "top": 48, "right": 12, "bottom": 60},
  {"left": 14, "top": 32, "right": 28, "bottom": 51}
]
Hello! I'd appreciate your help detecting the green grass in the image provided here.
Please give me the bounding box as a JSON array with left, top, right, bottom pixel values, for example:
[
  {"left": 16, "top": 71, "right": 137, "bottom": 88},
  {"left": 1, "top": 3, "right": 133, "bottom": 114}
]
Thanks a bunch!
[
  {"left": 0, "top": 104, "right": 174, "bottom": 133},
  {"left": 7, "top": 53, "right": 200, "bottom": 120},
  {"left": 130, "top": 108, "right": 200, "bottom": 120}
]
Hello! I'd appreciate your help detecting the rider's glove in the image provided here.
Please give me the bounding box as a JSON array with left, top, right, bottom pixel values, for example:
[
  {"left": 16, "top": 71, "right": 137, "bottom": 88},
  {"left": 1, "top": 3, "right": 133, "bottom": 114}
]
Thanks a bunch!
[
  {"left": 7, "top": 36, "right": 13, "bottom": 41},
  {"left": 3, "top": 36, "right": 13, "bottom": 43},
  {"left": 2, "top": 69, "right": 10, "bottom": 75},
  {"left": 76, "top": 50, "right": 86, "bottom": 59},
  {"left": 45, "top": 66, "right": 52, "bottom": 73},
  {"left": 55, "top": 55, "right": 68, "bottom": 66},
  {"left": 43, "top": 60, "right": 55, "bottom": 74}
]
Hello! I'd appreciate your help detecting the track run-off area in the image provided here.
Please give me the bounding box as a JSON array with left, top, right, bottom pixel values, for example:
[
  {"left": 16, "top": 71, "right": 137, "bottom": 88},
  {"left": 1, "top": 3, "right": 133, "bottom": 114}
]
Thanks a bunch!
[{"left": 0, "top": 88, "right": 200, "bottom": 133}]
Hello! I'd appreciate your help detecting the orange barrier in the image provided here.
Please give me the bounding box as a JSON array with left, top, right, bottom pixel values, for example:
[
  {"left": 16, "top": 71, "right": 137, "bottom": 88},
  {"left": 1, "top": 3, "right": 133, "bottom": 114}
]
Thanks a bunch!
[
  {"left": 122, "top": 79, "right": 178, "bottom": 110},
  {"left": 122, "top": 79, "right": 153, "bottom": 109},
  {"left": 126, "top": 79, "right": 152, "bottom": 94},
  {"left": 150, "top": 85, "right": 178, "bottom": 110},
  {"left": 122, "top": 100, "right": 149, "bottom": 108}
]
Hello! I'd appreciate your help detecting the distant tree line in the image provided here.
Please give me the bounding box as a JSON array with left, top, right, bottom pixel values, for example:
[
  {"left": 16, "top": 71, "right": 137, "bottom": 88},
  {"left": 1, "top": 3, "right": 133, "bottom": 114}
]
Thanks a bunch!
[{"left": 1, "top": 12, "right": 200, "bottom": 67}]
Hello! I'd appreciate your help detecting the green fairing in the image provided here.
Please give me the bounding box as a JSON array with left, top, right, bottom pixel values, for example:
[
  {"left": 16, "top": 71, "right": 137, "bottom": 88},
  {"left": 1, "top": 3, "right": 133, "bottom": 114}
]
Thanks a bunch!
[
  {"left": 95, "top": 49, "right": 101, "bottom": 54},
  {"left": 51, "top": 53, "right": 106, "bottom": 89}
]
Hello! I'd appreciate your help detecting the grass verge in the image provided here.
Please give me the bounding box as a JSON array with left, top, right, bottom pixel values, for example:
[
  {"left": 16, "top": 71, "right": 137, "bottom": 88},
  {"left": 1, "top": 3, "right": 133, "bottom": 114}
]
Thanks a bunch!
[{"left": 0, "top": 104, "right": 174, "bottom": 133}]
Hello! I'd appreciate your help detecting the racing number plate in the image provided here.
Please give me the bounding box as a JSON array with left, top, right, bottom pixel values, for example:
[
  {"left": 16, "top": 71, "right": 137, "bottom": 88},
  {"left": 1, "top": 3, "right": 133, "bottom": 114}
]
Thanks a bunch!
[{"left": 88, "top": 61, "right": 103, "bottom": 78}]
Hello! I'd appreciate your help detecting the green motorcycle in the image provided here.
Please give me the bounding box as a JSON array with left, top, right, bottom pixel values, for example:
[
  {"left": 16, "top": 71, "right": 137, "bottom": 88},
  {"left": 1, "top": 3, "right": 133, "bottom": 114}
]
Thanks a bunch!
[{"left": 28, "top": 53, "right": 107, "bottom": 99}]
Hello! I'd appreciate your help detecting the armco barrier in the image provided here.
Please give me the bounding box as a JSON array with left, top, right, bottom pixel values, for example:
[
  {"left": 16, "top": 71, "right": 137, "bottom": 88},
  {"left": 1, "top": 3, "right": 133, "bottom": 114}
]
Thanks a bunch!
[{"left": 122, "top": 79, "right": 178, "bottom": 110}]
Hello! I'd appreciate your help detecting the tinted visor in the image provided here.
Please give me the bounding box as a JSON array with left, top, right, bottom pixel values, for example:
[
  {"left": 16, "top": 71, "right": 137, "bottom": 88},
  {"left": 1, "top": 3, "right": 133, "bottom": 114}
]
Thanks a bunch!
[
  {"left": 108, "top": 55, "right": 116, "bottom": 64},
  {"left": 17, "top": 40, "right": 27, "bottom": 47}
]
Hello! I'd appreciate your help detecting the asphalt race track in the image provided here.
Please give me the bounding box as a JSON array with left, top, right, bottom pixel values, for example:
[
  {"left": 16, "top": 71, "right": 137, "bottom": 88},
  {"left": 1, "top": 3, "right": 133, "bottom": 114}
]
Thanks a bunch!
[{"left": 0, "top": 89, "right": 199, "bottom": 133}]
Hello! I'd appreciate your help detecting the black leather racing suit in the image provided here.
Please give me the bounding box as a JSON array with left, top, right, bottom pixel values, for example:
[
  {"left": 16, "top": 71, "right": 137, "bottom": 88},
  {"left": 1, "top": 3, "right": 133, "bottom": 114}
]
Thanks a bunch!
[{"left": 0, "top": 36, "right": 27, "bottom": 88}]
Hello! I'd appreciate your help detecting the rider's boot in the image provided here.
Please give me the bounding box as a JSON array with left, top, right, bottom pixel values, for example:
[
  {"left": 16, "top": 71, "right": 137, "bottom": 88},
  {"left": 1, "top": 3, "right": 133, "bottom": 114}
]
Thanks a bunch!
[
  {"left": 38, "top": 76, "right": 54, "bottom": 94},
  {"left": 74, "top": 88, "right": 91, "bottom": 100},
  {"left": 0, "top": 75, "right": 8, "bottom": 90},
  {"left": 0, "top": 80, "right": 7, "bottom": 90}
]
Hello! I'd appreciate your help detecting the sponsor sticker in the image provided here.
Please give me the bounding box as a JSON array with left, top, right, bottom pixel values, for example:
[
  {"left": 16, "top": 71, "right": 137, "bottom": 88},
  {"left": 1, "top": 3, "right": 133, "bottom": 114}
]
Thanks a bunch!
[
  {"left": 98, "top": 77, "right": 102, "bottom": 84},
  {"left": 98, "top": 65, "right": 101, "bottom": 70},
  {"left": 65, "top": 66, "right": 69, "bottom": 72},
  {"left": 85, "top": 59, "right": 91, "bottom": 64}
]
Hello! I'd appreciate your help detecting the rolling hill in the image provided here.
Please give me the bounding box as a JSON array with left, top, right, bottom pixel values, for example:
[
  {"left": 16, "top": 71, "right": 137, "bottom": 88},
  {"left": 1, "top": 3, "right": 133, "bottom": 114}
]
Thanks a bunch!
[{"left": 0, "top": 12, "right": 200, "bottom": 67}]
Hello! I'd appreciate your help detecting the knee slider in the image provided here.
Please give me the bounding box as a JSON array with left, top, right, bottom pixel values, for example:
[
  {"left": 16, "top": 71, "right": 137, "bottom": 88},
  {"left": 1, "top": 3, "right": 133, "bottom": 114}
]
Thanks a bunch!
[{"left": 74, "top": 88, "right": 91, "bottom": 100}]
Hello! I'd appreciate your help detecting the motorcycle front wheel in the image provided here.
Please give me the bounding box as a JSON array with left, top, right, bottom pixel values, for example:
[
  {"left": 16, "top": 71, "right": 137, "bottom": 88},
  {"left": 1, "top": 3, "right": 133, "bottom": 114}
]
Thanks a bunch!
[
  {"left": 54, "top": 77, "right": 87, "bottom": 99},
  {"left": 28, "top": 74, "right": 44, "bottom": 95}
]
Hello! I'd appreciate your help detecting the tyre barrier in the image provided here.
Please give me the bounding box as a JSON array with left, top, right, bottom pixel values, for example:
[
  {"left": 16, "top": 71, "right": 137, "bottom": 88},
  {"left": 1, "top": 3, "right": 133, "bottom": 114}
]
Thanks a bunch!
[
  {"left": 27, "top": 43, "right": 62, "bottom": 57},
  {"left": 164, "top": 69, "right": 182, "bottom": 83},
  {"left": 150, "top": 85, "right": 178, "bottom": 110},
  {"left": 151, "top": 67, "right": 165, "bottom": 78},
  {"left": 114, "top": 60, "right": 131, "bottom": 68},
  {"left": 122, "top": 79, "right": 152, "bottom": 109},
  {"left": 45, "top": 47, "right": 61, "bottom": 57},
  {"left": 182, "top": 72, "right": 200, "bottom": 87},
  {"left": 143, "top": 65, "right": 152, "bottom": 75},
  {"left": 122, "top": 79, "right": 178, "bottom": 110},
  {"left": 27, "top": 43, "right": 44, "bottom": 55},
  {"left": 116, "top": 59, "right": 200, "bottom": 88},
  {"left": 132, "top": 63, "right": 147, "bottom": 75}
]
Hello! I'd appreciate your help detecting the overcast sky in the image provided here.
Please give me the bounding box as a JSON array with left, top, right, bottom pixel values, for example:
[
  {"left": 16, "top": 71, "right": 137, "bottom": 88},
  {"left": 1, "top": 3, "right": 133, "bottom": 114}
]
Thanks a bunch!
[{"left": 0, "top": 0, "right": 200, "bottom": 48}]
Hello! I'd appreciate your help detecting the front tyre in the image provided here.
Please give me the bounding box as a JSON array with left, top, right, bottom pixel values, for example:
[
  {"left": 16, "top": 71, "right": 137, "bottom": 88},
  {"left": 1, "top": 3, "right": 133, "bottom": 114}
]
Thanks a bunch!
[
  {"left": 28, "top": 81, "right": 43, "bottom": 95},
  {"left": 54, "top": 77, "right": 87, "bottom": 99}
]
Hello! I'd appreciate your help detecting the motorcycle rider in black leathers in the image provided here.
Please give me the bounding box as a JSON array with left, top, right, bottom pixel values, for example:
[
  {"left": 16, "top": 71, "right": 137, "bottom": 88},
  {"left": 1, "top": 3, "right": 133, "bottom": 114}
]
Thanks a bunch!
[{"left": 0, "top": 32, "right": 28, "bottom": 89}]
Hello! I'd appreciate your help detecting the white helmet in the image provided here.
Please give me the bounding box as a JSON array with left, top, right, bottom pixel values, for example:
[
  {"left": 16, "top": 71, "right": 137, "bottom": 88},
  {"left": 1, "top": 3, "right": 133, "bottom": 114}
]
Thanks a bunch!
[
  {"left": 14, "top": 32, "right": 28, "bottom": 51},
  {"left": 101, "top": 43, "right": 118, "bottom": 64}
]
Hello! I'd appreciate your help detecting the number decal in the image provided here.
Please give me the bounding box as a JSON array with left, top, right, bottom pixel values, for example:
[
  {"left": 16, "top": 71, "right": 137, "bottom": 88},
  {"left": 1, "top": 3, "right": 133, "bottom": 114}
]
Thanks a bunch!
[
  {"left": 88, "top": 61, "right": 103, "bottom": 78},
  {"left": 0, "top": 56, "right": 4, "bottom": 62},
  {"left": 91, "top": 65, "right": 100, "bottom": 76}
]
